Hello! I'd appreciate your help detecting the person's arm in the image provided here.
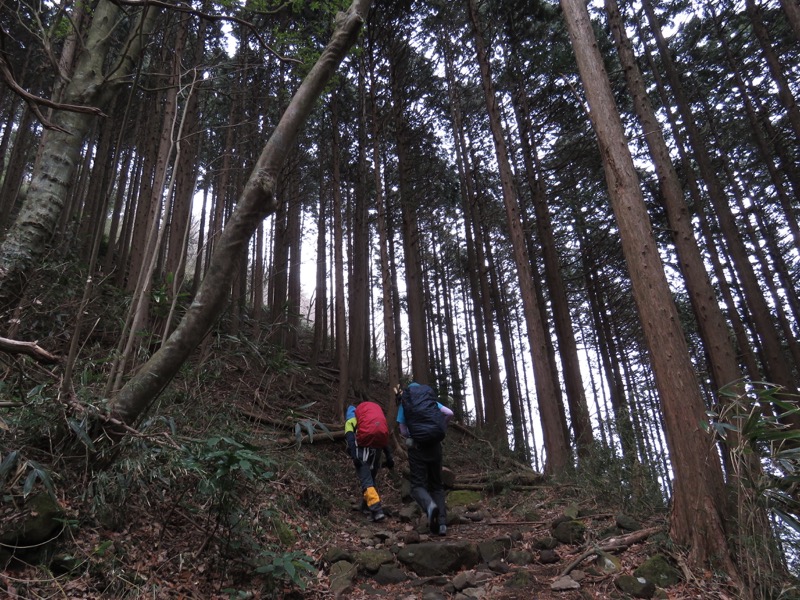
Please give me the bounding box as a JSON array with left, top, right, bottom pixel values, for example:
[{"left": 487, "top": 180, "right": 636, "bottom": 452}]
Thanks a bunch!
[
  {"left": 439, "top": 403, "right": 454, "bottom": 425},
  {"left": 344, "top": 416, "right": 358, "bottom": 459},
  {"left": 396, "top": 404, "right": 410, "bottom": 438}
]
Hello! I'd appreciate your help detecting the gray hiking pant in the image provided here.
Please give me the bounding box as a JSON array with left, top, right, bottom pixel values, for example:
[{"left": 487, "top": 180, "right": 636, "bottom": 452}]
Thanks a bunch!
[{"left": 408, "top": 441, "right": 446, "bottom": 525}]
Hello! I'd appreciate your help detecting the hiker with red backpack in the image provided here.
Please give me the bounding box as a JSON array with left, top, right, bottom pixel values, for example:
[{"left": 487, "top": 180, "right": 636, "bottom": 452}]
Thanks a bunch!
[
  {"left": 344, "top": 401, "right": 394, "bottom": 522},
  {"left": 395, "top": 381, "right": 454, "bottom": 536}
]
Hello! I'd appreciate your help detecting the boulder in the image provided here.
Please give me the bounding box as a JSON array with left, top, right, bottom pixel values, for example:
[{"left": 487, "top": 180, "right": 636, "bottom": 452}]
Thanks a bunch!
[
  {"left": 355, "top": 548, "right": 394, "bottom": 573},
  {"left": 329, "top": 560, "right": 357, "bottom": 597},
  {"left": 447, "top": 490, "right": 483, "bottom": 507},
  {"left": 552, "top": 520, "right": 585, "bottom": 544},
  {"left": 373, "top": 564, "right": 410, "bottom": 584},
  {"left": 550, "top": 576, "right": 581, "bottom": 591},
  {"left": 615, "top": 574, "right": 656, "bottom": 598},
  {"left": 324, "top": 547, "right": 353, "bottom": 564},
  {"left": 616, "top": 513, "right": 642, "bottom": 531},
  {"left": 507, "top": 549, "right": 532, "bottom": 565},
  {"left": 397, "top": 541, "right": 480, "bottom": 576},
  {"left": 634, "top": 554, "right": 681, "bottom": 588},
  {"left": 477, "top": 536, "right": 512, "bottom": 562},
  {"left": 0, "top": 493, "right": 65, "bottom": 547}
]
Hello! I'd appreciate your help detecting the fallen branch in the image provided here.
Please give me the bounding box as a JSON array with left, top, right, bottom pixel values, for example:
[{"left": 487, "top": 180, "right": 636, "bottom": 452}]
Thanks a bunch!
[
  {"left": 0, "top": 336, "right": 59, "bottom": 364},
  {"left": 559, "top": 526, "right": 662, "bottom": 576}
]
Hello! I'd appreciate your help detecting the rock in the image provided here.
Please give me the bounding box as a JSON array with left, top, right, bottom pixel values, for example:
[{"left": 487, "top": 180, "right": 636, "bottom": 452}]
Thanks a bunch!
[
  {"left": 457, "top": 587, "right": 488, "bottom": 599},
  {"left": 464, "top": 510, "right": 485, "bottom": 522},
  {"left": 442, "top": 467, "right": 456, "bottom": 488},
  {"left": 359, "top": 582, "right": 389, "bottom": 596},
  {"left": 616, "top": 513, "right": 642, "bottom": 531},
  {"left": 397, "top": 541, "right": 480, "bottom": 576},
  {"left": 571, "top": 569, "right": 586, "bottom": 582},
  {"left": 634, "top": 554, "right": 682, "bottom": 588},
  {"left": 563, "top": 503, "right": 580, "bottom": 519},
  {"left": 447, "top": 490, "right": 483, "bottom": 507},
  {"left": 401, "top": 529, "right": 421, "bottom": 544},
  {"left": 399, "top": 504, "right": 419, "bottom": 523},
  {"left": 452, "top": 569, "right": 494, "bottom": 591},
  {"left": 477, "top": 536, "right": 512, "bottom": 562},
  {"left": 373, "top": 564, "right": 409, "bottom": 584},
  {"left": 615, "top": 574, "right": 656, "bottom": 598},
  {"left": 594, "top": 549, "right": 622, "bottom": 574},
  {"left": 374, "top": 530, "right": 392, "bottom": 542},
  {"left": 487, "top": 559, "right": 509, "bottom": 573},
  {"left": 507, "top": 549, "right": 532, "bottom": 565},
  {"left": 452, "top": 571, "right": 472, "bottom": 591},
  {"left": 324, "top": 547, "right": 353, "bottom": 564},
  {"left": 532, "top": 536, "right": 559, "bottom": 550},
  {"left": 552, "top": 520, "right": 586, "bottom": 544},
  {"left": 329, "top": 560, "right": 357, "bottom": 597},
  {"left": 0, "top": 493, "right": 65, "bottom": 547},
  {"left": 355, "top": 548, "right": 394, "bottom": 573},
  {"left": 50, "top": 553, "right": 82, "bottom": 574},
  {"left": 504, "top": 569, "right": 535, "bottom": 589},
  {"left": 538, "top": 549, "right": 560, "bottom": 564},
  {"left": 550, "top": 576, "right": 581, "bottom": 591}
]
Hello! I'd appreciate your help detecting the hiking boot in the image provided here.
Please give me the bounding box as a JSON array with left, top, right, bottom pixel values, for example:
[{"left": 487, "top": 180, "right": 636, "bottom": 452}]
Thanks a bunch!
[
  {"left": 427, "top": 504, "right": 440, "bottom": 535},
  {"left": 438, "top": 524, "right": 447, "bottom": 536},
  {"left": 372, "top": 509, "right": 386, "bottom": 522}
]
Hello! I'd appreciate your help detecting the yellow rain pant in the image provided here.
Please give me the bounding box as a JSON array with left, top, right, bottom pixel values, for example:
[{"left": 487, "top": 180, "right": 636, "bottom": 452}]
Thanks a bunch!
[{"left": 363, "top": 486, "right": 381, "bottom": 508}]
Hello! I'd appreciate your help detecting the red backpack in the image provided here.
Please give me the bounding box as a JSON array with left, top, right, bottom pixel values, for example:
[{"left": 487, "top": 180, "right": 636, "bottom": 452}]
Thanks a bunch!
[{"left": 355, "top": 402, "right": 389, "bottom": 448}]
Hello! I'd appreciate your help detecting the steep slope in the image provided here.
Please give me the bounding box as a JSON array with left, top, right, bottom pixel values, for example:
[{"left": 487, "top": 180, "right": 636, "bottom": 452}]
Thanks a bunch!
[{"left": 1, "top": 337, "right": 736, "bottom": 599}]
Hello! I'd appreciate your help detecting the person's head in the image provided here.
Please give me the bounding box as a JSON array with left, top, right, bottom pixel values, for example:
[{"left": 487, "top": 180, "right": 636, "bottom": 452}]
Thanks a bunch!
[{"left": 346, "top": 405, "right": 356, "bottom": 420}]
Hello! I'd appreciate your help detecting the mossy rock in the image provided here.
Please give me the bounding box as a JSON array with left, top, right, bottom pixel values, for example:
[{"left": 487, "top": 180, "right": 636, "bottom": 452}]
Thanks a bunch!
[
  {"left": 552, "top": 520, "right": 585, "bottom": 545},
  {"left": 634, "top": 554, "right": 681, "bottom": 588},
  {"left": 447, "top": 490, "right": 482, "bottom": 507},
  {"left": 0, "top": 493, "right": 65, "bottom": 547},
  {"left": 355, "top": 548, "right": 394, "bottom": 573},
  {"left": 505, "top": 569, "right": 534, "bottom": 589}
]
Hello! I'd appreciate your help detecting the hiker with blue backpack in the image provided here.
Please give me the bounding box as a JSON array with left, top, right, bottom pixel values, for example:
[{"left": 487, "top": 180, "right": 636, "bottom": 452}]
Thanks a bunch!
[
  {"left": 344, "top": 401, "right": 394, "bottom": 522},
  {"left": 395, "top": 382, "right": 454, "bottom": 536}
]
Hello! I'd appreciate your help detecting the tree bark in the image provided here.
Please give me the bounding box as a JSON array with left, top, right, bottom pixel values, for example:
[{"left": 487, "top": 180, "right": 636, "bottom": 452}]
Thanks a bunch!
[
  {"left": 467, "top": 0, "right": 570, "bottom": 472},
  {"left": 560, "top": 0, "right": 736, "bottom": 575}
]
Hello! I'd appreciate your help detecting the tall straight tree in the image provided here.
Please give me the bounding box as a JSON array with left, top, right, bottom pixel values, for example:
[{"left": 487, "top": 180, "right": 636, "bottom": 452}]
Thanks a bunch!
[
  {"left": 467, "top": 0, "right": 570, "bottom": 472},
  {"left": 639, "top": 0, "right": 798, "bottom": 403},
  {"left": 386, "top": 36, "right": 430, "bottom": 383},
  {"left": 603, "top": 0, "right": 744, "bottom": 395},
  {"left": 347, "top": 55, "right": 371, "bottom": 399},
  {"left": 367, "top": 37, "right": 401, "bottom": 415},
  {"left": 559, "top": 0, "right": 738, "bottom": 576}
]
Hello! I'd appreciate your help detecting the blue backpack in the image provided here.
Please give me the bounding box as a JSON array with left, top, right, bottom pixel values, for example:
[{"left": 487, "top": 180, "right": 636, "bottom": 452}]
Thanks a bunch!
[{"left": 402, "top": 384, "right": 446, "bottom": 443}]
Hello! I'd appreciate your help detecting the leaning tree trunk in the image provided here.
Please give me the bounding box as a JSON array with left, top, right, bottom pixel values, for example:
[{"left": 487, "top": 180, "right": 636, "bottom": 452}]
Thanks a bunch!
[
  {"left": 110, "top": 0, "right": 373, "bottom": 427},
  {"left": 560, "top": 0, "right": 738, "bottom": 578},
  {"left": 0, "top": 2, "right": 158, "bottom": 315}
]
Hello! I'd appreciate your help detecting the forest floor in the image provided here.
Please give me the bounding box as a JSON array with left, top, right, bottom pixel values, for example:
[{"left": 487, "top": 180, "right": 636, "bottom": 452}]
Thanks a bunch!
[{"left": 0, "top": 334, "right": 758, "bottom": 599}]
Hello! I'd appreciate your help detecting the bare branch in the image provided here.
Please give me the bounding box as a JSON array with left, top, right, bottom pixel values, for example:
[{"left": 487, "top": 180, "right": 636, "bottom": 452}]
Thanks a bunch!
[
  {"left": 0, "top": 53, "right": 106, "bottom": 131},
  {"left": 0, "top": 335, "right": 59, "bottom": 364}
]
